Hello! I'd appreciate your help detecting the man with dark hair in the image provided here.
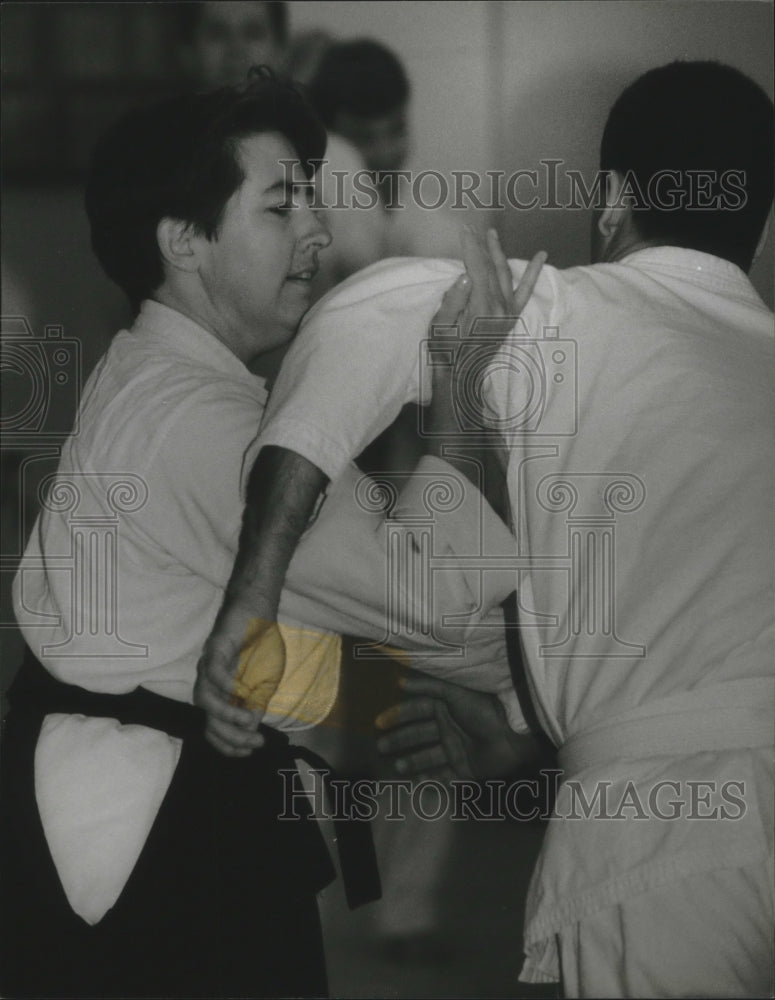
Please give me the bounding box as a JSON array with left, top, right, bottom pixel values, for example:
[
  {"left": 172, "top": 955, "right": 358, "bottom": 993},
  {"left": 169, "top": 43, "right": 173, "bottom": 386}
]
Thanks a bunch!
[
  {"left": 198, "top": 60, "right": 774, "bottom": 997},
  {"left": 1, "top": 67, "right": 534, "bottom": 998},
  {"left": 85, "top": 71, "right": 325, "bottom": 313},
  {"left": 174, "top": 5, "right": 386, "bottom": 303},
  {"left": 596, "top": 60, "right": 772, "bottom": 269},
  {"left": 0, "top": 72, "right": 333, "bottom": 1000}
]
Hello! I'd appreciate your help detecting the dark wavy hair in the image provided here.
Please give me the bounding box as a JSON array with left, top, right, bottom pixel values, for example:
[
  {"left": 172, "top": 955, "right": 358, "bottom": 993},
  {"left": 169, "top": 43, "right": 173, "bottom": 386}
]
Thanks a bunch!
[
  {"left": 601, "top": 61, "right": 774, "bottom": 269},
  {"left": 85, "top": 69, "right": 326, "bottom": 311}
]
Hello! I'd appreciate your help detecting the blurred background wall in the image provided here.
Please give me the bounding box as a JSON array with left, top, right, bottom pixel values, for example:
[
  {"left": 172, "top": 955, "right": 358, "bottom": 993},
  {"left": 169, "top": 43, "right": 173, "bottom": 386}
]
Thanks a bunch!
[
  {"left": 2, "top": 2, "right": 773, "bottom": 347},
  {"left": 2, "top": 0, "right": 773, "bottom": 679},
  {"left": 289, "top": 0, "right": 774, "bottom": 286}
]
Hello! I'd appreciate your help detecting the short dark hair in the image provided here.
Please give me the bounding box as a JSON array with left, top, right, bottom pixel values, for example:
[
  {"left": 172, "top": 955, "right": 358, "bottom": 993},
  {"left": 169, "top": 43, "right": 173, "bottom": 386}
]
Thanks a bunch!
[
  {"left": 600, "top": 61, "right": 774, "bottom": 269},
  {"left": 307, "top": 39, "right": 410, "bottom": 126},
  {"left": 85, "top": 70, "right": 325, "bottom": 311},
  {"left": 175, "top": 2, "right": 289, "bottom": 48}
]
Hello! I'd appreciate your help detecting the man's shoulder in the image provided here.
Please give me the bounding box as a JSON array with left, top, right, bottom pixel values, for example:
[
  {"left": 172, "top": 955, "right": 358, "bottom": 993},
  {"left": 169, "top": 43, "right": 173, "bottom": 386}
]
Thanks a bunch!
[
  {"left": 138, "top": 372, "right": 263, "bottom": 465},
  {"left": 97, "top": 341, "right": 255, "bottom": 416},
  {"left": 77, "top": 332, "right": 263, "bottom": 476}
]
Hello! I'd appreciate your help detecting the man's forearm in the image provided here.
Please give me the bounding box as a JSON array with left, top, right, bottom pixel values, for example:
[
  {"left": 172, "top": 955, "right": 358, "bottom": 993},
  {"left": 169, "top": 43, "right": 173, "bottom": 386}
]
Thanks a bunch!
[
  {"left": 217, "top": 446, "right": 329, "bottom": 626},
  {"left": 195, "top": 447, "right": 329, "bottom": 751}
]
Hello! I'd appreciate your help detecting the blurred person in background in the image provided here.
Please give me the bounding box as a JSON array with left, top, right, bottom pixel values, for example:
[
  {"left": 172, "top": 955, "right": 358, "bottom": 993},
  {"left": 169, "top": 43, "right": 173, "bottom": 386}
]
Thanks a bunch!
[
  {"left": 308, "top": 37, "right": 463, "bottom": 260},
  {"left": 176, "top": 0, "right": 290, "bottom": 87},
  {"left": 306, "top": 34, "right": 465, "bottom": 476},
  {"left": 287, "top": 28, "right": 336, "bottom": 90},
  {"left": 307, "top": 36, "right": 470, "bottom": 960}
]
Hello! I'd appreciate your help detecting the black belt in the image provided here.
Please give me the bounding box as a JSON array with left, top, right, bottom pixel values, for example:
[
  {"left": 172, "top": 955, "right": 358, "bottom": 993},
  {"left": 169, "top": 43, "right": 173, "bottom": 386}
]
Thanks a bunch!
[
  {"left": 501, "top": 590, "right": 555, "bottom": 753},
  {"left": 5, "top": 649, "right": 381, "bottom": 910},
  {"left": 481, "top": 451, "right": 554, "bottom": 752}
]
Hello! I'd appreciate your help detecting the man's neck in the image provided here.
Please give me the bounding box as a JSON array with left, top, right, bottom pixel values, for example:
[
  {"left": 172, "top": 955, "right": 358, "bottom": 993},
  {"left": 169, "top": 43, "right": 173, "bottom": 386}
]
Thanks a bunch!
[
  {"left": 603, "top": 233, "right": 666, "bottom": 264},
  {"left": 152, "top": 287, "right": 249, "bottom": 365}
]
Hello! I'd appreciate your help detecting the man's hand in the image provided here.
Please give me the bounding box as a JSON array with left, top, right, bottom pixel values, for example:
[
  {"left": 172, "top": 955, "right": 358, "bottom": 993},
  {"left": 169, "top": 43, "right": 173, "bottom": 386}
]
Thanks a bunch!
[
  {"left": 194, "top": 611, "right": 285, "bottom": 757},
  {"left": 424, "top": 231, "right": 545, "bottom": 518},
  {"left": 375, "top": 670, "right": 534, "bottom": 782},
  {"left": 427, "top": 228, "right": 546, "bottom": 441}
]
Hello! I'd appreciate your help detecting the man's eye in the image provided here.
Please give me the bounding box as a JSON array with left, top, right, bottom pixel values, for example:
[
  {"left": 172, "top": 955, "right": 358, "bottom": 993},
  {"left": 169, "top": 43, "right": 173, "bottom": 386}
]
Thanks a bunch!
[{"left": 269, "top": 204, "right": 293, "bottom": 216}]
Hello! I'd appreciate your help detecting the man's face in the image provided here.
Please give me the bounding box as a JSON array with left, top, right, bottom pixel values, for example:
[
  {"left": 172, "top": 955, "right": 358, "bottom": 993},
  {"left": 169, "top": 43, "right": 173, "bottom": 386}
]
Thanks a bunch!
[
  {"left": 332, "top": 106, "right": 410, "bottom": 175},
  {"left": 195, "top": 132, "right": 331, "bottom": 360},
  {"left": 190, "top": 1, "right": 285, "bottom": 87}
]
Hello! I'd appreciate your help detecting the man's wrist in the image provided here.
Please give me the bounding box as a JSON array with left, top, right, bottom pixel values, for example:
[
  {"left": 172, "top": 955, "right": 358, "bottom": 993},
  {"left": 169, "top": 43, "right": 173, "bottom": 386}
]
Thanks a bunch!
[{"left": 213, "top": 594, "right": 278, "bottom": 649}]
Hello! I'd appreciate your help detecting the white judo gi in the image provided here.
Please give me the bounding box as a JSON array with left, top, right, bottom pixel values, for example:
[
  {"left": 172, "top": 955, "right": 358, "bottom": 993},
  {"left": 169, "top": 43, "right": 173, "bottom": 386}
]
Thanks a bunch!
[
  {"left": 13, "top": 299, "right": 517, "bottom": 926},
  {"left": 258, "top": 250, "right": 775, "bottom": 997}
]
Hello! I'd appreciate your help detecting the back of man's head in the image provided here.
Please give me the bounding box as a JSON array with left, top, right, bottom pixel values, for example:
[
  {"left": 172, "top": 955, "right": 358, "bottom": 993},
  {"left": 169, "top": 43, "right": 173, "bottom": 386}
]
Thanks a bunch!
[
  {"left": 307, "top": 39, "right": 411, "bottom": 176},
  {"left": 85, "top": 71, "right": 325, "bottom": 312},
  {"left": 600, "top": 61, "right": 774, "bottom": 270},
  {"left": 307, "top": 38, "right": 410, "bottom": 127}
]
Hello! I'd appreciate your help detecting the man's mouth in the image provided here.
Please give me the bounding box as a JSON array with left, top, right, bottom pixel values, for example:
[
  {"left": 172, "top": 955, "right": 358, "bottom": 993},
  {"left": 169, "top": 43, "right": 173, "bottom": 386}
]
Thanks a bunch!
[{"left": 286, "top": 264, "right": 318, "bottom": 283}]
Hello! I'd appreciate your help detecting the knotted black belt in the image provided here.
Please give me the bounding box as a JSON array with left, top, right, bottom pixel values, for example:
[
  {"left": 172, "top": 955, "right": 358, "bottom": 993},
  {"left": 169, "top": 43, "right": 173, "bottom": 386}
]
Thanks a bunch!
[{"left": 5, "top": 648, "right": 381, "bottom": 910}]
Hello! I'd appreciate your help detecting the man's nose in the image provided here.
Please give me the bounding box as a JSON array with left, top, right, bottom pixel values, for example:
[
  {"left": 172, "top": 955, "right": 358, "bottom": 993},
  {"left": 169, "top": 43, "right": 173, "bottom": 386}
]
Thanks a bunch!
[{"left": 299, "top": 207, "right": 332, "bottom": 250}]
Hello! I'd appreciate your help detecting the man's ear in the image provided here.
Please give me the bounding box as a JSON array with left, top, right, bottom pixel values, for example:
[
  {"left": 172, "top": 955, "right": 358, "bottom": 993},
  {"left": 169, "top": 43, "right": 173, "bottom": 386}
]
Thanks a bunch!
[
  {"left": 157, "top": 217, "right": 203, "bottom": 275},
  {"left": 596, "top": 170, "right": 629, "bottom": 242}
]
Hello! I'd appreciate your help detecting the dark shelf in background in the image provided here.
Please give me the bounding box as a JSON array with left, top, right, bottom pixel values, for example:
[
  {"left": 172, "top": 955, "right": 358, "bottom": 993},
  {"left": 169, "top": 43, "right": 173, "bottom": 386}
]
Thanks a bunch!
[{"left": 2, "top": 2, "right": 187, "bottom": 183}]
